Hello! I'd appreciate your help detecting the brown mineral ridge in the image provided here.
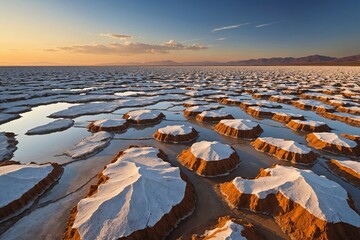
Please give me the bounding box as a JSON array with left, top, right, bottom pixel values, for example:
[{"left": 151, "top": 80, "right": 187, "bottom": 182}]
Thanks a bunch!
[
  {"left": 269, "top": 96, "right": 299, "bottom": 104},
  {"left": 184, "top": 109, "right": 202, "bottom": 117},
  {"left": 220, "top": 98, "right": 242, "bottom": 105},
  {"left": 251, "top": 138, "right": 317, "bottom": 164},
  {"left": 239, "top": 101, "right": 259, "bottom": 109},
  {"left": 0, "top": 162, "right": 63, "bottom": 220},
  {"left": 306, "top": 133, "right": 360, "bottom": 157},
  {"left": 177, "top": 147, "right": 240, "bottom": 177},
  {"left": 291, "top": 101, "right": 312, "bottom": 110},
  {"left": 196, "top": 114, "right": 234, "bottom": 122},
  {"left": 337, "top": 106, "right": 360, "bottom": 115},
  {"left": 286, "top": 120, "right": 331, "bottom": 132},
  {"left": 153, "top": 128, "right": 198, "bottom": 143},
  {"left": 64, "top": 146, "right": 196, "bottom": 240},
  {"left": 252, "top": 93, "right": 271, "bottom": 100},
  {"left": 246, "top": 108, "right": 274, "bottom": 118},
  {"left": 272, "top": 113, "right": 305, "bottom": 123},
  {"left": 123, "top": 112, "right": 165, "bottom": 124},
  {"left": 328, "top": 159, "right": 360, "bottom": 188},
  {"left": 300, "top": 94, "right": 329, "bottom": 102},
  {"left": 87, "top": 120, "right": 130, "bottom": 132},
  {"left": 319, "top": 112, "right": 360, "bottom": 127},
  {"left": 191, "top": 216, "right": 265, "bottom": 240},
  {"left": 213, "top": 121, "right": 263, "bottom": 139},
  {"left": 219, "top": 168, "right": 360, "bottom": 240},
  {"left": 341, "top": 134, "right": 360, "bottom": 144}
]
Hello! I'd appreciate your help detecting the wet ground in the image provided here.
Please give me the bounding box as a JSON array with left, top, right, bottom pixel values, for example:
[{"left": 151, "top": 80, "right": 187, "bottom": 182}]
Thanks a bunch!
[{"left": 0, "top": 66, "right": 359, "bottom": 240}]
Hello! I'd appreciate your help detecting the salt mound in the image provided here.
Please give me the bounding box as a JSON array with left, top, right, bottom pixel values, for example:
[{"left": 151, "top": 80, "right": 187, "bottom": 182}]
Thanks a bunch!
[
  {"left": 220, "top": 165, "right": 360, "bottom": 240},
  {"left": 65, "top": 131, "right": 113, "bottom": 159},
  {"left": 306, "top": 132, "right": 359, "bottom": 156},
  {"left": 328, "top": 159, "right": 360, "bottom": 188},
  {"left": 0, "top": 132, "right": 18, "bottom": 162},
  {"left": 123, "top": 109, "right": 165, "bottom": 124},
  {"left": 184, "top": 105, "right": 220, "bottom": 117},
  {"left": 286, "top": 119, "right": 331, "bottom": 132},
  {"left": 87, "top": 119, "right": 129, "bottom": 132},
  {"left": 214, "top": 119, "right": 263, "bottom": 138},
  {"left": 246, "top": 106, "right": 274, "bottom": 118},
  {"left": 196, "top": 110, "right": 233, "bottom": 122},
  {"left": 252, "top": 137, "right": 317, "bottom": 164},
  {"left": 193, "top": 216, "right": 264, "bottom": 240},
  {"left": 154, "top": 125, "right": 198, "bottom": 143},
  {"left": 178, "top": 141, "right": 240, "bottom": 177},
  {"left": 0, "top": 162, "right": 63, "bottom": 220},
  {"left": 26, "top": 119, "right": 74, "bottom": 135},
  {"left": 272, "top": 112, "right": 305, "bottom": 123},
  {"left": 64, "top": 146, "right": 195, "bottom": 240}
]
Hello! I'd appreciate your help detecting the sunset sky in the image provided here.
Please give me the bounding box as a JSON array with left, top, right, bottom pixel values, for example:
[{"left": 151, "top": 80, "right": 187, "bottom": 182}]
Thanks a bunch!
[{"left": 1, "top": 0, "right": 360, "bottom": 66}]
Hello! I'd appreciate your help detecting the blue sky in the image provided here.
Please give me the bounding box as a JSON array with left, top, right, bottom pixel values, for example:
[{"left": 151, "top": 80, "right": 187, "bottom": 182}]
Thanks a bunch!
[{"left": 1, "top": 0, "right": 359, "bottom": 65}]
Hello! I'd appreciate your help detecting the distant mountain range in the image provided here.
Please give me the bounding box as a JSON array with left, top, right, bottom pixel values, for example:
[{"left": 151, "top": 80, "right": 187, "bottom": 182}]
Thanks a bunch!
[{"left": 106, "top": 54, "right": 360, "bottom": 66}]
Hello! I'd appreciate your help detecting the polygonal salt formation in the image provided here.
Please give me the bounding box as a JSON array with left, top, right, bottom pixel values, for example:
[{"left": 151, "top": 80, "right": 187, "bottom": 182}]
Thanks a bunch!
[
  {"left": 246, "top": 106, "right": 274, "bottom": 118},
  {"left": 0, "top": 162, "right": 63, "bottom": 220},
  {"left": 183, "top": 105, "right": 220, "bottom": 117},
  {"left": 65, "top": 131, "right": 114, "bottom": 159},
  {"left": 0, "top": 132, "right": 18, "bottom": 162},
  {"left": 87, "top": 119, "right": 129, "bottom": 132},
  {"left": 286, "top": 119, "right": 331, "bottom": 132},
  {"left": 178, "top": 141, "right": 240, "bottom": 177},
  {"left": 214, "top": 119, "right": 263, "bottom": 138},
  {"left": 192, "top": 216, "right": 265, "bottom": 240},
  {"left": 252, "top": 137, "right": 317, "bottom": 164},
  {"left": 328, "top": 159, "right": 360, "bottom": 188},
  {"left": 26, "top": 119, "right": 74, "bottom": 135},
  {"left": 64, "top": 146, "right": 195, "bottom": 240},
  {"left": 220, "top": 165, "right": 360, "bottom": 240},
  {"left": 153, "top": 125, "right": 198, "bottom": 143},
  {"left": 272, "top": 112, "right": 305, "bottom": 123},
  {"left": 306, "top": 132, "right": 360, "bottom": 156},
  {"left": 196, "top": 110, "right": 234, "bottom": 122},
  {"left": 123, "top": 109, "right": 165, "bottom": 124}
]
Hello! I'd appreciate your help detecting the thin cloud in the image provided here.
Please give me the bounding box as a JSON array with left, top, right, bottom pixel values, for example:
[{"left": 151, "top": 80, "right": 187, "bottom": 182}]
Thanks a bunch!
[
  {"left": 98, "top": 33, "right": 132, "bottom": 39},
  {"left": 216, "top": 37, "right": 226, "bottom": 41},
  {"left": 255, "top": 22, "right": 278, "bottom": 28},
  {"left": 45, "top": 40, "right": 208, "bottom": 55},
  {"left": 211, "top": 23, "right": 249, "bottom": 32}
]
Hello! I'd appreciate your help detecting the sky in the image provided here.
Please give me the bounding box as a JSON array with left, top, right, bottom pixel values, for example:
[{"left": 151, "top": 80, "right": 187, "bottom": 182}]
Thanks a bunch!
[{"left": 1, "top": 0, "right": 360, "bottom": 65}]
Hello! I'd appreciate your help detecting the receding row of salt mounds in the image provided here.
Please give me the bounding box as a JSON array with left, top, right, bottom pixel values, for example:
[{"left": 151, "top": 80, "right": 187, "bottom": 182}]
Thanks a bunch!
[
  {"left": 154, "top": 125, "right": 198, "bottom": 143},
  {"left": 252, "top": 137, "right": 317, "bottom": 164},
  {"left": 328, "top": 159, "right": 360, "bottom": 188},
  {"left": 87, "top": 110, "right": 165, "bottom": 132},
  {"left": 64, "top": 146, "right": 195, "bottom": 240},
  {"left": 0, "top": 132, "right": 18, "bottom": 162},
  {"left": 306, "top": 132, "right": 360, "bottom": 156},
  {"left": 286, "top": 119, "right": 331, "bottom": 132},
  {"left": 0, "top": 161, "right": 63, "bottom": 221},
  {"left": 214, "top": 119, "right": 263, "bottom": 138},
  {"left": 191, "top": 216, "right": 265, "bottom": 240},
  {"left": 178, "top": 141, "right": 240, "bottom": 177},
  {"left": 220, "top": 165, "right": 360, "bottom": 240}
]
